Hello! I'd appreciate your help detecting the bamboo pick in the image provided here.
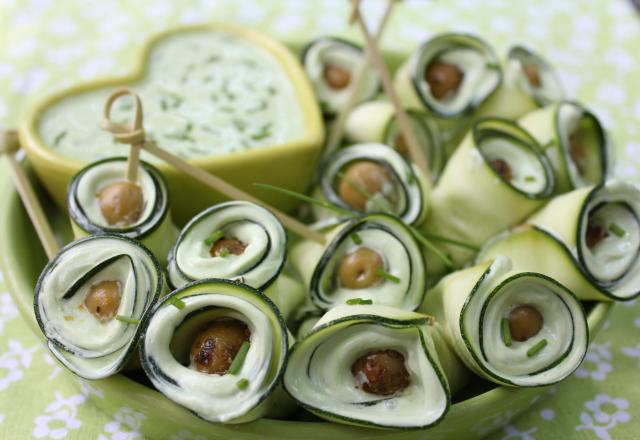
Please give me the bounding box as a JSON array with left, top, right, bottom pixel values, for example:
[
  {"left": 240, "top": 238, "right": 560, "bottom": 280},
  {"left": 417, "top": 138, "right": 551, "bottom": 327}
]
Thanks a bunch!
[
  {"left": 0, "top": 130, "right": 59, "bottom": 259},
  {"left": 324, "top": 0, "right": 397, "bottom": 156},
  {"left": 350, "top": 0, "right": 433, "bottom": 182},
  {"left": 100, "top": 89, "right": 326, "bottom": 245},
  {"left": 101, "top": 88, "right": 143, "bottom": 182}
]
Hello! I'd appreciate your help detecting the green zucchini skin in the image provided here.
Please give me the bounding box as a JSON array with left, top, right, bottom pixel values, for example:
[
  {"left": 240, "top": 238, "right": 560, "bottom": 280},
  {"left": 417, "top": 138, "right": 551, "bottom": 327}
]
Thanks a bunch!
[
  {"left": 283, "top": 305, "right": 457, "bottom": 430},
  {"left": 67, "top": 157, "right": 177, "bottom": 263},
  {"left": 421, "top": 257, "right": 588, "bottom": 387},
  {"left": 418, "top": 118, "right": 555, "bottom": 276},
  {"left": 139, "top": 278, "right": 293, "bottom": 424},
  {"left": 34, "top": 233, "right": 164, "bottom": 380}
]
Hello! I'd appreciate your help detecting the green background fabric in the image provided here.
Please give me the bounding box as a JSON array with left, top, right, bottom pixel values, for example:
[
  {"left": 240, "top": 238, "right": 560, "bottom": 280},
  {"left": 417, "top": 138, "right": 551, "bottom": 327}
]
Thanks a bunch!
[{"left": 1, "top": 0, "right": 639, "bottom": 438}]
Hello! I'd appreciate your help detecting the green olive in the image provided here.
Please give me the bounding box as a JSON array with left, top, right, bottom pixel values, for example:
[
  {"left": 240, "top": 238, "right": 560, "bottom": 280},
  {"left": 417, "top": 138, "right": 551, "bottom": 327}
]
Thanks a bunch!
[
  {"left": 337, "top": 161, "right": 392, "bottom": 211},
  {"left": 424, "top": 59, "right": 464, "bottom": 101},
  {"left": 489, "top": 158, "right": 513, "bottom": 182},
  {"left": 98, "top": 181, "right": 144, "bottom": 226},
  {"left": 84, "top": 280, "right": 122, "bottom": 323},
  {"left": 337, "top": 247, "right": 384, "bottom": 289},
  {"left": 324, "top": 64, "right": 351, "bottom": 90},
  {"left": 351, "top": 349, "right": 410, "bottom": 396},
  {"left": 508, "top": 305, "right": 544, "bottom": 342},
  {"left": 190, "top": 318, "right": 250, "bottom": 375},
  {"left": 210, "top": 238, "right": 247, "bottom": 257},
  {"left": 523, "top": 63, "right": 542, "bottom": 87}
]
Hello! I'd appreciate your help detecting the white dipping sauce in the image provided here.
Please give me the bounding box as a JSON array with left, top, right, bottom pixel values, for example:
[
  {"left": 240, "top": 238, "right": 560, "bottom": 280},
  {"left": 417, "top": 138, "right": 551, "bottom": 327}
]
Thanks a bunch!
[{"left": 39, "top": 31, "right": 304, "bottom": 161}]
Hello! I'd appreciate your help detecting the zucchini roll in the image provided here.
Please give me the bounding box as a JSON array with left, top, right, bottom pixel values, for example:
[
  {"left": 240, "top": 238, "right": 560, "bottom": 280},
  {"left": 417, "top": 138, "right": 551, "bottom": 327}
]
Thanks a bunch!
[
  {"left": 301, "top": 37, "right": 380, "bottom": 116},
  {"left": 394, "top": 33, "right": 501, "bottom": 148},
  {"left": 67, "top": 157, "right": 177, "bottom": 263},
  {"left": 419, "top": 118, "right": 554, "bottom": 274},
  {"left": 312, "top": 143, "right": 430, "bottom": 227},
  {"left": 519, "top": 100, "right": 610, "bottom": 193},
  {"left": 421, "top": 256, "right": 588, "bottom": 387},
  {"left": 290, "top": 213, "right": 426, "bottom": 311},
  {"left": 140, "top": 279, "right": 292, "bottom": 423},
  {"left": 477, "top": 45, "right": 564, "bottom": 119},
  {"left": 167, "top": 201, "right": 286, "bottom": 290},
  {"left": 284, "top": 304, "right": 460, "bottom": 429},
  {"left": 345, "top": 100, "right": 445, "bottom": 178},
  {"left": 34, "top": 234, "right": 163, "bottom": 380},
  {"left": 479, "top": 180, "right": 640, "bottom": 301}
]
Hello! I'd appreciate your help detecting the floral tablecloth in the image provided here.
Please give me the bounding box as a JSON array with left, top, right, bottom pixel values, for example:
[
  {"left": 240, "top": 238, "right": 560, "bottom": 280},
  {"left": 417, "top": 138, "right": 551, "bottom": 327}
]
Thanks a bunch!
[{"left": 1, "top": 0, "right": 639, "bottom": 438}]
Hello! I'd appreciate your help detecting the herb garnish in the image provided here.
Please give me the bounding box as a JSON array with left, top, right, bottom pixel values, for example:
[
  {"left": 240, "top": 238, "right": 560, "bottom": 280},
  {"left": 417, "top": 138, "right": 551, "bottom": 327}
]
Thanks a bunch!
[
  {"left": 346, "top": 298, "right": 373, "bottom": 305},
  {"left": 116, "top": 315, "right": 140, "bottom": 325},
  {"left": 204, "top": 230, "right": 225, "bottom": 246},
  {"left": 228, "top": 341, "right": 250, "bottom": 375},
  {"left": 501, "top": 318, "right": 512, "bottom": 347},
  {"left": 526, "top": 339, "right": 548, "bottom": 357},
  {"left": 375, "top": 268, "right": 401, "bottom": 284}
]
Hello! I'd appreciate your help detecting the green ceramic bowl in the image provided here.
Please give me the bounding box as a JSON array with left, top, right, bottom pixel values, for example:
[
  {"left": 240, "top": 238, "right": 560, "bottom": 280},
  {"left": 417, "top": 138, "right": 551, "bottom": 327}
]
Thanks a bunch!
[{"left": 0, "top": 163, "right": 611, "bottom": 439}]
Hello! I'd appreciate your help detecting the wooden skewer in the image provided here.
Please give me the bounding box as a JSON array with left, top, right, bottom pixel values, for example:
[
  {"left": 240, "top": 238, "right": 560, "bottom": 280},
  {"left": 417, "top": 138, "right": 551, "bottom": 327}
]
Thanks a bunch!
[
  {"left": 324, "top": 0, "right": 397, "bottom": 156},
  {"left": 101, "top": 89, "right": 327, "bottom": 245},
  {"left": 0, "top": 130, "right": 59, "bottom": 259},
  {"left": 350, "top": 0, "right": 433, "bottom": 182},
  {"left": 101, "top": 88, "right": 143, "bottom": 182}
]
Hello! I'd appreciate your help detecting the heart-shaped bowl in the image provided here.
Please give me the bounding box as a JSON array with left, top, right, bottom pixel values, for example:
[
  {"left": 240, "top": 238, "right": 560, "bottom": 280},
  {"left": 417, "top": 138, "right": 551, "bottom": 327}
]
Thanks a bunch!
[
  {"left": 0, "top": 163, "right": 611, "bottom": 439},
  {"left": 18, "top": 23, "right": 325, "bottom": 225}
]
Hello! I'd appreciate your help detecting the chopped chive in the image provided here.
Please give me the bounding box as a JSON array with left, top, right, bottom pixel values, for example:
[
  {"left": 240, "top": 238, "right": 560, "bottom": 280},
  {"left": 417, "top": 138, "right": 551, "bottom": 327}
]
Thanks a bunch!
[
  {"left": 161, "top": 99, "right": 168, "bottom": 111},
  {"left": 204, "top": 230, "right": 225, "bottom": 246},
  {"left": 351, "top": 232, "right": 363, "bottom": 245},
  {"left": 228, "top": 341, "right": 250, "bottom": 375},
  {"left": 524, "top": 175, "right": 536, "bottom": 182},
  {"left": 375, "top": 267, "right": 401, "bottom": 284},
  {"left": 526, "top": 339, "right": 548, "bottom": 358},
  {"left": 116, "top": 315, "right": 140, "bottom": 325},
  {"left": 52, "top": 131, "right": 67, "bottom": 147},
  {"left": 170, "top": 297, "right": 186, "bottom": 310},
  {"left": 501, "top": 318, "right": 512, "bottom": 347},
  {"left": 408, "top": 226, "right": 454, "bottom": 269},
  {"left": 608, "top": 222, "right": 626, "bottom": 238},
  {"left": 420, "top": 231, "right": 480, "bottom": 251},
  {"left": 236, "top": 378, "right": 249, "bottom": 390},
  {"left": 346, "top": 298, "right": 373, "bottom": 305},
  {"left": 253, "top": 183, "right": 356, "bottom": 217},
  {"left": 250, "top": 132, "right": 270, "bottom": 141},
  {"left": 486, "top": 62, "right": 501, "bottom": 70},
  {"left": 219, "top": 247, "right": 229, "bottom": 258}
]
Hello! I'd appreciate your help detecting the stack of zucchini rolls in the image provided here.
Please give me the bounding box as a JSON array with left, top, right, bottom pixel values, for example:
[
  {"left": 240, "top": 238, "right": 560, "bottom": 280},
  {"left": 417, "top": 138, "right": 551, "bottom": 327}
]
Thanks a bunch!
[{"left": 30, "top": 29, "right": 633, "bottom": 434}]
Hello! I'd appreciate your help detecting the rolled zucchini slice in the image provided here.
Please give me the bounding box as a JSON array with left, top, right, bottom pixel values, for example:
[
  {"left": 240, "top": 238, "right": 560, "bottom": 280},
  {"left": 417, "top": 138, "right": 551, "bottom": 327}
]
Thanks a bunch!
[
  {"left": 345, "top": 100, "right": 445, "bottom": 179},
  {"left": 301, "top": 37, "right": 380, "bottom": 116},
  {"left": 67, "top": 157, "right": 177, "bottom": 264},
  {"left": 519, "top": 100, "right": 609, "bottom": 193},
  {"left": 167, "top": 201, "right": 287, "bottom": 291},
  {"left": 34, "top": 234, "right": 163, "bottom": 380},
  {"left": 312, "top": 143, "right": 430, "bottom": 227},
  {"left": 477, "top": 45, "right": 564, "bottom": 119},
  {"left": 140, "top": 279, "right": 292, "bottom": 423},
  {"left": 479, "top": 180, "right": 640, "bottom": 301},
  {"left": 284, "top": 304, "right": 455, "bottom": 429},
  {"left": 421, "top": 256, "right": 588, "bottom": 387},
  {"left": 394, "top": 33, "right": 501, "bottom": 148},
  {"left": 290, "top": 213, "right": 426, "bottom": 311},
  {"left": 419, "top": 118, "right": 554, "bottom": 274}
]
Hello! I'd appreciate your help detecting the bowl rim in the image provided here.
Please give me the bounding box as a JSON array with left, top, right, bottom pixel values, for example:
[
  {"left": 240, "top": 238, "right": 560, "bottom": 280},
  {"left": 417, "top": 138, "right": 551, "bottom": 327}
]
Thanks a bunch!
[
  {"left": 18, "top": 22, "right": 325, "bottom": 179},
  {"left": 0, "top": 164, "right": 613, "bottom": 436}
]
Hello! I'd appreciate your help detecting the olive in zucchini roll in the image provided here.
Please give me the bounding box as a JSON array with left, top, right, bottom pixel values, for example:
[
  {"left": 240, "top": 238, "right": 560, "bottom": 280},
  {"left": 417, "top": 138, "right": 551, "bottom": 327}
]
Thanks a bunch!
[
  {"left": 312, "top": 143, "right": 430, "bottom": 227},
  {"left": 284, "top": 304, "right": 464, "bottom": 429},
  {"left": 519, "top": 100, "right": 610, "bottom": 193},
  {"left": 394, "top": 33, "right": 501, "bottom": 149},
  {"left": 140, "top": 279, "right": 293, "bottom": 423},
  {"left": 479, "top": 180, "right": 640, "bottom": 301},
  {"left": 477, "top": 45, "right": 564, "bottom": 119},
  {"left": 419, "top": 118, "right": 554, "bottom": 275},
  {"left": 34, "top": 234, "right": 163, "bottom": 380},
  {"left": 345, "top": 100, "right": 445, "bottom": 179},
  {"left": 301, "top": 37, "right": 380, "bottom": 116},
  {"left": 290, "top": 213, "right": 426, "bottom": 311},
  {"left": 67, "top": 157, "right": 177, "bottom": 263},
  {"left": 421, "top": 256, "right": 588, "bottom": 387}
]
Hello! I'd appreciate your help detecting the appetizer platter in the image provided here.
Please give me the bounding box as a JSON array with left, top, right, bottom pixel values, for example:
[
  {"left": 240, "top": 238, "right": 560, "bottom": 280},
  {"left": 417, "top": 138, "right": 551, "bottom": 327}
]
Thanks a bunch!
[{"left": 0, "top": 1, "right": 631, "bottom": 438}]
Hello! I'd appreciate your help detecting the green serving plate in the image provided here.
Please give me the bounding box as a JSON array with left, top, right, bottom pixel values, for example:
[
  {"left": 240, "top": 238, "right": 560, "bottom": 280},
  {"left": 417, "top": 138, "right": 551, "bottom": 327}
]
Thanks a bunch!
[{"left": 0, "top": 162, "right": 611, "bottom": 439}]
